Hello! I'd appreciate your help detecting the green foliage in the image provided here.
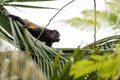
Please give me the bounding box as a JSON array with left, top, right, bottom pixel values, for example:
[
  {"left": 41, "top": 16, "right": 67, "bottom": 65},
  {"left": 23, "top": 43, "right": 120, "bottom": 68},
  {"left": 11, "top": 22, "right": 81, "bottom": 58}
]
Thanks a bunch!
[
  {"left": 83, "top": 35, "right": 120, "bottom": 51},
  {"left": 64, "top": 0, "right": 120, "bottom": 31},
  {"left": 3, "top": 3, "right": 57, "bottom": 9},
  {"left": 50, "top": 35, "right": 120, "bottom": 80},
  {"left": 52, "top": 44, "right": 120, "bottom": 80},
  {"left": 55, "top": 47, "right": 84, "bottom": 80},
  {"left": 69, "top": 50, "right": 120, "bottom": 80},
  {"left": 0, "top": 0, "right": 55, "bottom": 2},
  {"left": 0, "top": 1, "right": 67, "bottom": 78},
  {"left": 0, "top": 0, "right": 57, "bottom": 10},
  {"left": 1, "top": 0, "right": 120, "bottom": 80},
  {"left": 64, "top": 17, "right": 100, "bottom": 30}
]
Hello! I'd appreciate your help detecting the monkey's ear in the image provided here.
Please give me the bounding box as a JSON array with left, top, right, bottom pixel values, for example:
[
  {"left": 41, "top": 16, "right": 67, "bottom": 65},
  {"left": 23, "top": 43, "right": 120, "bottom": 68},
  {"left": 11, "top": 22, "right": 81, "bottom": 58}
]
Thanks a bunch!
[{"left": 46, "top": 30, "right": 50, "bottom": 34}]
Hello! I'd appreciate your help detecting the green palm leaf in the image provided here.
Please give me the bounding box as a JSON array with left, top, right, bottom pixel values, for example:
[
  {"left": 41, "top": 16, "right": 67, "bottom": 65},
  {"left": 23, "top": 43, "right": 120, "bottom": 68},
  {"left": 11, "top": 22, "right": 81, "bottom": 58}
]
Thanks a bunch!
[
  {"left": 1, "top": 0, "right": 55, "bottom": 2},
  {"left": 83, "top": 35, "right": 120, "bottom": 51},
  {"left": 3, "top": 3, "right": 57, "bottom": 9},
  {"left": 0, "top": 5, "right": 67, "bottom": 78}
]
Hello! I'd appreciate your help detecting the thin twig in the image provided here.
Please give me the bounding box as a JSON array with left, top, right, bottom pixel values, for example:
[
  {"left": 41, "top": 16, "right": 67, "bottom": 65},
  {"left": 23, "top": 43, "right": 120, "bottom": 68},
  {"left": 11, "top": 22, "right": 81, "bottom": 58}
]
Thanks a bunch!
[
  {"left": 34, "top": 0, "right": 75, "bottom": 44},
  {"left": 93, "top": 0, "right": 97, "bottom": 49}
]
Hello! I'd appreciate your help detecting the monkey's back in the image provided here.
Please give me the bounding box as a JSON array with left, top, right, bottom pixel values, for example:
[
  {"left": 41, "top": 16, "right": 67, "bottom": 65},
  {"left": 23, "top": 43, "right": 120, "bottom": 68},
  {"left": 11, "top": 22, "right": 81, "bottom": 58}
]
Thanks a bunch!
[{"left": 23, "top": 19, "right": 44, "bottom": 30}]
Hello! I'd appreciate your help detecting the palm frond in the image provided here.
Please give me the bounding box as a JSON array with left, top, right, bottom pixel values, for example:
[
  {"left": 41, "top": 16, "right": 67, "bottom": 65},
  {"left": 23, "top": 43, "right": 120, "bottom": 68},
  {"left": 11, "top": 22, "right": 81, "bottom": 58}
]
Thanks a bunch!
[
  {"left": 83, "top": 35, "right": 120, "bottom": 51},
  {"left": 0, "top": 5, "right": 68, "bottom": 78},
  {"left": 3, "top": 3, "right": 58, "bottom": 9},
  {"left": 1, "top": 0, "right": 55, "bottom": 2}
]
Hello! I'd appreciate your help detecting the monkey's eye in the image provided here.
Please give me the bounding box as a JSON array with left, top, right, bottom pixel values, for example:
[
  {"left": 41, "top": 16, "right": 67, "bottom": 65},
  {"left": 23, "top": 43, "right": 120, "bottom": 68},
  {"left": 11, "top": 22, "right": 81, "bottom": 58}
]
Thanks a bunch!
[{"left": 56, "top": 33, "right": 60, "bottom": 37}]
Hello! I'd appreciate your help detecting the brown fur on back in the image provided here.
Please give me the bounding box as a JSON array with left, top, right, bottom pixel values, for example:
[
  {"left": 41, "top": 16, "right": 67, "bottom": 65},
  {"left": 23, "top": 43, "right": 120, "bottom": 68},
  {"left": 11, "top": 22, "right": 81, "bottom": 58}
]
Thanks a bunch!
[{"left": 23, "top": 19, "right": 44, "bottom": 30}]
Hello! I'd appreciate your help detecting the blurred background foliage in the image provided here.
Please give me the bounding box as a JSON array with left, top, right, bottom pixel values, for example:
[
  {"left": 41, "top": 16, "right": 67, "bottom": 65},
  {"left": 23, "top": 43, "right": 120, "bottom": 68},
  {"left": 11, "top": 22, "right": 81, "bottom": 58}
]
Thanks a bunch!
[
  {"left": 64, "top": 0, "right": 120, "bottom": 31},
  {"left": 1, "top": 0, "right": 120, "bottom": 80}
]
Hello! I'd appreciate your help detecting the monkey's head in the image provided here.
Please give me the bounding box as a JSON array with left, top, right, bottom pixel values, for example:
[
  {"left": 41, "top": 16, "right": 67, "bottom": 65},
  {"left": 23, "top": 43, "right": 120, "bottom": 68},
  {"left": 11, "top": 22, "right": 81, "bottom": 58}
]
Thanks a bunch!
[{"left": 45, "top": 29, "right": 60, "bottom": 42}]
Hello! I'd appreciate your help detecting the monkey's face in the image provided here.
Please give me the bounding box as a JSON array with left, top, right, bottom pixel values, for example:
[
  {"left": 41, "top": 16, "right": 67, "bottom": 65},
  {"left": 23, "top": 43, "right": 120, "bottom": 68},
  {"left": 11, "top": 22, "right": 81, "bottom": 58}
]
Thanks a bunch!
[{"left": 46, "top": 30, "right": 60, "bottom": 42}]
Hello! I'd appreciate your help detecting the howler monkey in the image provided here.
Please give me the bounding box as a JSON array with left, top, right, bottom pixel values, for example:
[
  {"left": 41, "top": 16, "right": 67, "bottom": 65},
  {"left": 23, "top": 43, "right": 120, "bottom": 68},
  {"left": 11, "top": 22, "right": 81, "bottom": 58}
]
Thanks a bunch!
[{"left": 8, "top": 15, "right": 60, "bottom": 47}]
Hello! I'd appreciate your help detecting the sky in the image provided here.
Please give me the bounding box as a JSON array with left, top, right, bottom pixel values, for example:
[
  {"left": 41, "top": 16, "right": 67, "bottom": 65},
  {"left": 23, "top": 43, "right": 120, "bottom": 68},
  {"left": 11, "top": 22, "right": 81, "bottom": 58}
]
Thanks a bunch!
[{"left": 0, "top": 0, "right": 116, "bottom": 51}]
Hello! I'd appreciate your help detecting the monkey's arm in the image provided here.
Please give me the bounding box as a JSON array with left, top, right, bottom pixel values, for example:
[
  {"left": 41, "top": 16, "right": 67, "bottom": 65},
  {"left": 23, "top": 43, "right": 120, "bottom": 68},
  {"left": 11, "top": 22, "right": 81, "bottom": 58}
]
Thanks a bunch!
[
  {"left": 8, "top": 15, "right": 26, "bottom": 25},
  {"left": 8, "top": 15, "right": 42, "bottom": 29}
]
